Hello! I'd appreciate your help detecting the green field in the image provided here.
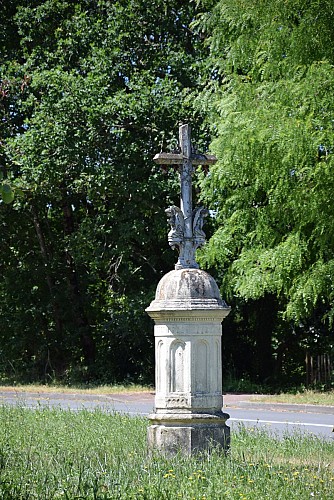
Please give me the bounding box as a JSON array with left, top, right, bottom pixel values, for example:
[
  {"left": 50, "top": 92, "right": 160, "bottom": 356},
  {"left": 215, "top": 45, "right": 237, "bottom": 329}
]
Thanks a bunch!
[{"left": 0, "top": 405, "right": 333, "bottom": 499}]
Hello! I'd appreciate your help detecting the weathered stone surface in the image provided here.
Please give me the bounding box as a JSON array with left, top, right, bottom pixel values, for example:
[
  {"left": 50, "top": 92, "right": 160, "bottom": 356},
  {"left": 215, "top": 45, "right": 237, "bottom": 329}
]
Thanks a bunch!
[
  {"left": 147, "top": 412, "right": 230, "bottom": 456},
  {"left": 146, "top": 268, "right": 231, "bottom": 455},
  {"left": 148, "top": 125, "right": 231, "bottom": 455},
  {"left": 147, "top": 268, "right": 230, "bottom": 312},
  {"left": 153, "top": 124, "right": 217, "bottom": 270}
]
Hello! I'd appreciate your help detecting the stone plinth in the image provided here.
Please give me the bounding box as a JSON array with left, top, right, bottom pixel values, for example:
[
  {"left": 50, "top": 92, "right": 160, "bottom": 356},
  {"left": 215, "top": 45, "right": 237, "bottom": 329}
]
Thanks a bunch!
[{"left": 146, "top": 268, "right": 231, "bottom": 455}]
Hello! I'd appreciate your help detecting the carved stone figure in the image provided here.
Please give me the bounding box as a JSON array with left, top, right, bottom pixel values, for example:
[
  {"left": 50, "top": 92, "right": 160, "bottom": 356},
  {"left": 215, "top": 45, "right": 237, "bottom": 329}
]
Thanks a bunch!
[
  {"left": 192, "top": 206, "right": 209, "bottom": 248},
  {"left": 165, "top": 206, "right": 184, "bottom": 250}
]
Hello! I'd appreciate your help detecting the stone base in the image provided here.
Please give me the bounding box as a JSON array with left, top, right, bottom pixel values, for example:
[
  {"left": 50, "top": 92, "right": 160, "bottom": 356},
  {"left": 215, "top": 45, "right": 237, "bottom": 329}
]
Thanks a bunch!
[{"left": 147, "top": 412, "right": 230, "bottom": 456}]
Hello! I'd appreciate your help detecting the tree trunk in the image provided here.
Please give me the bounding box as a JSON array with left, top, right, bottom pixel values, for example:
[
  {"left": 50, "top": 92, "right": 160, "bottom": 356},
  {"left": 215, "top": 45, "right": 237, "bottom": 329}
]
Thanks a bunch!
[
  {"left": 31, "top": 204, "right": 64, "bottom": 343},
  {"left": 252, "top": 295, "right": 276, "bottom": 382},
  {"left": 62, "top": 195, "right": 96, "bottom": 366}
]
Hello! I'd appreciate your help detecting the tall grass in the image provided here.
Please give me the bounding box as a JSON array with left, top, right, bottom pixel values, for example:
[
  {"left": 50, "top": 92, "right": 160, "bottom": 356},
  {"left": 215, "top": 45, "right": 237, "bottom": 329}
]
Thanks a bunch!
[{"left": 0, "top": 405, "right": 333, "bottom": 499}]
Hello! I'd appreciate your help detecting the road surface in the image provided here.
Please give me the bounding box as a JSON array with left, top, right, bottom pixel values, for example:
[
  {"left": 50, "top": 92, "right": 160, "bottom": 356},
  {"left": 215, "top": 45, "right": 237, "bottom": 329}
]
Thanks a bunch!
[{"left": 0, "top": 390, "right": 333, "bottom": 440}]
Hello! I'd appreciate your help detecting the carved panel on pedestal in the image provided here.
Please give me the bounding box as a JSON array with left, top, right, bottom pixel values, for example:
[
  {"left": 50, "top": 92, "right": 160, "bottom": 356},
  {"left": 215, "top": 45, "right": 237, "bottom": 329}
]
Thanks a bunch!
[
  {"left": 156, "top": 340, "right": 164, "bottom": 393},
  {"left": 170, "top": 340, "right": 186, "bottom": 393},
  {"left": 195, "top": 340, "right": 208, "bottom": 393},
  {"left": 215, "top": 339, "right": 221, "bottom": 392}
]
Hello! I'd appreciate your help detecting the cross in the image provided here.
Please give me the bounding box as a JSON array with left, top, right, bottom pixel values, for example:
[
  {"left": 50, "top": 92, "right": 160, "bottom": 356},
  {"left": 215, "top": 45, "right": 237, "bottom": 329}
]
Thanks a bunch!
[{"left": 153, "top": 124, "right": 217, "bottom": 269}]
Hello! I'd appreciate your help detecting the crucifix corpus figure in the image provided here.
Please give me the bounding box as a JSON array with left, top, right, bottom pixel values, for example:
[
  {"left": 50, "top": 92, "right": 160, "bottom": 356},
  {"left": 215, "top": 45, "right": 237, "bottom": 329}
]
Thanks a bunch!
[{"left": 153, "top": 124, "right": 217, "bottom": 269}]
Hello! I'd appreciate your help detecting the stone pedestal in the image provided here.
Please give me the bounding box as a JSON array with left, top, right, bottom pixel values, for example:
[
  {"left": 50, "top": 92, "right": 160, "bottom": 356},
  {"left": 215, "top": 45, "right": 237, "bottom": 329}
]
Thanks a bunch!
[{"left": 146, "top": 268, "right": 231, "bottom": 455}]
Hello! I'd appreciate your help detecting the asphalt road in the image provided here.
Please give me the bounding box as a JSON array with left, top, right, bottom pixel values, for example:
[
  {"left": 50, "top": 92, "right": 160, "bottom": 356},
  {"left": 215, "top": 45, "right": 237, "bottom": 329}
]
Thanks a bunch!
[{"left": 0, "top": 390, "right": 333, "bottom": 440}]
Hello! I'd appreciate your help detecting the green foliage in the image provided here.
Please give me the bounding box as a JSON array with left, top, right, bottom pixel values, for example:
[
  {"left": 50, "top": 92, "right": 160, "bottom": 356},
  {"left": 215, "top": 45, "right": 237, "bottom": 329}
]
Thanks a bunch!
[
  {"left": 188, "top": 0, "right": 334, "bottom": 384},
  {"left": 0, "top": 183, "right": 14, "bottom": 204},
  {"left": 2, "top": 0, "right": 333, "bottom": 387},
  {"left": 0, "top": 0, "right": 209, "bottom": 382},
  {"left": 196, "top": 1, "right": 334, "bottom": 377}
]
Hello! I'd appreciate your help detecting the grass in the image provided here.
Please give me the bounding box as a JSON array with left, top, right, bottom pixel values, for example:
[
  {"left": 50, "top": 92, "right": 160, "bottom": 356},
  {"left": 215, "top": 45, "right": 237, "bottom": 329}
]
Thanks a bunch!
[
  {"left": 0, "top": 382, "right": 153, "bottom": 395},
  {"left": 252, "top": 390, "right": 334, "bottom": 407},
  {"left": 0, "top": 405, "right": 333, "bottom": 499}
]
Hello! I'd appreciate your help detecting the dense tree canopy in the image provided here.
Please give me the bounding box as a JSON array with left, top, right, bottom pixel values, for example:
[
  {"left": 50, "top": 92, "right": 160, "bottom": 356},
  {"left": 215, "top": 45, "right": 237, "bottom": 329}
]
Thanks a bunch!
[
  {"left": 0, "top": 0, "right": 209, "bottom": 382},
  {"left": 1, "top": 0, "right": 333, "bottom": 387},
  {"left": 197, "top": 0, "right": 334, "bottom": 383}
]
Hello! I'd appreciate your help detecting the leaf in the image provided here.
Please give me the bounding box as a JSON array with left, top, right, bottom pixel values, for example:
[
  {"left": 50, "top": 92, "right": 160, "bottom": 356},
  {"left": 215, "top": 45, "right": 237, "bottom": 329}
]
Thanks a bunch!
[
  {"left": 15, "top": 188, "right": 25, "bottom": 198},
  {"left": 1, "top": 183, "right": 15, "bottom": 204}
]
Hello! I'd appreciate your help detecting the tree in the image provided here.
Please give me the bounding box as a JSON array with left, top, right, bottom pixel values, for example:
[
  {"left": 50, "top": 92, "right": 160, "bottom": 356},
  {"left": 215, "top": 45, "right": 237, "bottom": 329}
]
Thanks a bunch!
[
  {"left": 197, "top": 0, "right": 334, "bottom": 383},
  {"left": 0, "top": 0, "right": 210, "bottom": 382}
]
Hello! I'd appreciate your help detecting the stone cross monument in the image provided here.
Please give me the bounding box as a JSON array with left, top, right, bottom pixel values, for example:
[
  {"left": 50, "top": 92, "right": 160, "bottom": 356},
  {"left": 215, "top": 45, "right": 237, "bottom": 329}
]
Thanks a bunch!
[
  {"left": 154, "top": 124, "right": 217, "bottom": 269},
  {"left": 146, "top": 124, "right": 231, "bottom": 455}
]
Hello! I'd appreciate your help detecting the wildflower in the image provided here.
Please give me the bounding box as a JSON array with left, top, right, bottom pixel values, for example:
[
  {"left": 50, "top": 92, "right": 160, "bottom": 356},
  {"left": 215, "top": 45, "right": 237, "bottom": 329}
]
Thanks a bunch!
[{"left": 163, "top": 472, "right": 176, "bottom": 479}]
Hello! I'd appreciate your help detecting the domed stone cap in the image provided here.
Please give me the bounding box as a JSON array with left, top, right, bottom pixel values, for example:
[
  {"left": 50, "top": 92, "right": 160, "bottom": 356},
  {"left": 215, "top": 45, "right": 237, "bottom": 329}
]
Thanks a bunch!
[{"left": 146, "top": 268, "right": 230, "bottom": 311}]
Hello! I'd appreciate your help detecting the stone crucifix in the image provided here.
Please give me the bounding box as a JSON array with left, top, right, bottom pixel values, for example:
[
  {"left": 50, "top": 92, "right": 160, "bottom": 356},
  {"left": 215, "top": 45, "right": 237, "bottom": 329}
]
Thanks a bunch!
[{"left": 153, "top": 124, "right": 217, "bottom": 269}]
